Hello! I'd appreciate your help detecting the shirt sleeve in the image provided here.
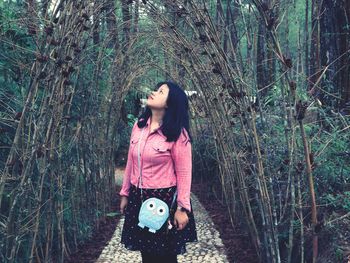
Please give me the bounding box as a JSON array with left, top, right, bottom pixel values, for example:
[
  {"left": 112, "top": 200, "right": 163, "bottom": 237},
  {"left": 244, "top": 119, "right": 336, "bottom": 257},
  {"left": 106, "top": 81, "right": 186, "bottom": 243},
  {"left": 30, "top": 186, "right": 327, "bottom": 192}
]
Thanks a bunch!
[
  {"left": 171, "top": 128, "right": 192, "bottom": 212},
  {"left": 119, "top": 121, "right": 138, "bottom": 197}
]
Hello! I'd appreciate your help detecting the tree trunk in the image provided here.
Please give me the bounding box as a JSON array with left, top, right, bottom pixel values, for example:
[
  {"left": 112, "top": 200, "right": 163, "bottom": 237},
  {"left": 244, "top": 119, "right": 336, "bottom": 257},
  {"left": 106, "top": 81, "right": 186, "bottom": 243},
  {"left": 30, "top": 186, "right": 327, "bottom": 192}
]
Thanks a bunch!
[
  {"left": 304, "top": 0, "right": 310, "bottom": 79},
  {"left": 121, "top": 0, "right": 132, "bottom": 53},
  {"left": 215, "top": 0, "right": 224, "bottom": 45},
  {"left": 133, "top": 0, "right": 139, "bottom": 33},
  {"left": 309, "top": 0, "right": 321, "bottom": 96},
  {"left": 105, "top": 0, "right": 120, "bottom": 49},
  {"left": 320, "top": 0, "right": 350, "bottom": 110},
  {"left": 256, "top": 21, "right": 268, "bottom": 96}
]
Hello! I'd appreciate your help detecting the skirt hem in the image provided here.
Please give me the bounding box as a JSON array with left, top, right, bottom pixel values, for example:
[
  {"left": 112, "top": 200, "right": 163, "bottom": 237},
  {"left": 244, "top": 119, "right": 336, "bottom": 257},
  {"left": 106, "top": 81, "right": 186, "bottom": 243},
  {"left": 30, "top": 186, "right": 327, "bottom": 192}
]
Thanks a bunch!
[{"left": 121, "top": 238, "right": 199, "bottom": 255}]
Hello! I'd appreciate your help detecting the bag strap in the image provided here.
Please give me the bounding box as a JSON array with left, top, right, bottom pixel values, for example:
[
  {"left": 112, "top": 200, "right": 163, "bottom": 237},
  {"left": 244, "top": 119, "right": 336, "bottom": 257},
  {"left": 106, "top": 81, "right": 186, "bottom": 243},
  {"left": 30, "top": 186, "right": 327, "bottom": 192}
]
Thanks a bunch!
[
  {"left": 136, "top": 125, "right": 177, "bottom": 207},
  {"left": 137, "top": 127, "right": 146, "bottom": 201}
]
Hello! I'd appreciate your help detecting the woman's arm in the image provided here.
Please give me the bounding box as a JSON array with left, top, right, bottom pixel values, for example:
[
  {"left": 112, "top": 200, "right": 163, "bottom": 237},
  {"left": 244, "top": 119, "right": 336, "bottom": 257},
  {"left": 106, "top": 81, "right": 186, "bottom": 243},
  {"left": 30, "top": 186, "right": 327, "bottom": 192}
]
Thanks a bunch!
[
  {"left": 171, "top": 128, "right": 192, "bottom": 212},
  {"left": 119, "top": 121, "right": 138, "bottom": 197}
]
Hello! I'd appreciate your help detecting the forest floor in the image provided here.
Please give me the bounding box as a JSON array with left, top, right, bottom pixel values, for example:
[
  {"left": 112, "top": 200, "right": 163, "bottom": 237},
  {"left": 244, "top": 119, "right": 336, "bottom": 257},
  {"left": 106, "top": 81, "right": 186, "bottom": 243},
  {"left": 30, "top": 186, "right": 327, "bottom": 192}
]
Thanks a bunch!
[{"left": 64, "top": 167, "right": 258, "bottom": 263}]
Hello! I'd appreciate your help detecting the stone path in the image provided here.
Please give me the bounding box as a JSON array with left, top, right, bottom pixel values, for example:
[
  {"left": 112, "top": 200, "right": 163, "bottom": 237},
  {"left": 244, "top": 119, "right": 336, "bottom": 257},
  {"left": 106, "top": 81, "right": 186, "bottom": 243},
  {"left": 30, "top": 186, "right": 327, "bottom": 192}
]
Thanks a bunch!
[{"left": 95, "top": 168, "right": 230, "bottom": 263}]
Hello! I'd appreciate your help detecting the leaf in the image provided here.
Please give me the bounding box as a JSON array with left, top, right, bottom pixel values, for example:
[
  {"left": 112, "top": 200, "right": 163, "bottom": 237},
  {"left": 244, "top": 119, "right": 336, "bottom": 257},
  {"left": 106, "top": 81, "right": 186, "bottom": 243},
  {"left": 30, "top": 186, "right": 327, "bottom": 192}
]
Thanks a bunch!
[{"left": 106, "top": 211, "right": 121, "bottom": 217}]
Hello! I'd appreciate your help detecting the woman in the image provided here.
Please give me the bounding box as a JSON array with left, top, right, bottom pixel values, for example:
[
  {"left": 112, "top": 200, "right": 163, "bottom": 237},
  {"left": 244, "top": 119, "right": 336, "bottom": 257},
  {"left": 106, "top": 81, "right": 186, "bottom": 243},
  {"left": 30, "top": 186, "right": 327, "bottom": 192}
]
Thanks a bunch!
[{"left": 119, "top": 81, "right": 198, "bottom": 263}]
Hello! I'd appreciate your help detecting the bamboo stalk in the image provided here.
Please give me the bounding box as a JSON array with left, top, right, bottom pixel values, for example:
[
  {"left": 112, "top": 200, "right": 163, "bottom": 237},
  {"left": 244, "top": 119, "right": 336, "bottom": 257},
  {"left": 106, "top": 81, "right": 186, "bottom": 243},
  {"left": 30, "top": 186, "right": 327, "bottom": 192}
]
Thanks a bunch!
[
  {"left": 298, "top": 171, "right": 305, "bottom": 263},
  {"left": 299, "top": 119, "right": 318, "bottom": 263}
]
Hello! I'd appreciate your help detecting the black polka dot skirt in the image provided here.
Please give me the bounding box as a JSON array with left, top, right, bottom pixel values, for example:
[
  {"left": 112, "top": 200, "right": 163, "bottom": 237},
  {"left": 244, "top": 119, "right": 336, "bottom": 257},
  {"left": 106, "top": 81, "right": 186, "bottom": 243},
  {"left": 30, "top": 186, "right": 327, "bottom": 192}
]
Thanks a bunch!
[{"left": 120, "top": 184, "right": 198, "bottom": 255}]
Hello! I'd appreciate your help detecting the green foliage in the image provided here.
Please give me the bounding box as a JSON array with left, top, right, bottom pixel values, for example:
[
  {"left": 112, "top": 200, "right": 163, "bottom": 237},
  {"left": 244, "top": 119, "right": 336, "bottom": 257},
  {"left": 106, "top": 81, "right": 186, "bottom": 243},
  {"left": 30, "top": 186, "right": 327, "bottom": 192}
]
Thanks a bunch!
[
  {"left": 127, "top": 113, "right": 138, "bottom": 126},
  {"left": 335, "top": 247, "right": 343, "bottom": 261},
  {"left": 321, "top": 191, "right": 350, "bottom": 212},
  {"left": 323, "top": 192, "right": 350, "bottom": 212},
  {"left": 106, "top": 211, "right": 121, "bottom": 217},
  {"left": 312, "top": 117, "right": 350, "bottom": 200}
]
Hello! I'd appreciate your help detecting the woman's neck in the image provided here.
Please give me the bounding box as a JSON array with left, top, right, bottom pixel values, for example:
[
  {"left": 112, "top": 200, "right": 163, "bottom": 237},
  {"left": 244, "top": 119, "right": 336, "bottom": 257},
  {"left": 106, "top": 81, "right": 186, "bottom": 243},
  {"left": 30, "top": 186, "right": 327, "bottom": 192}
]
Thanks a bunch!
[{"left": 150, "top": 111, "right": 164, "bottom": 126}]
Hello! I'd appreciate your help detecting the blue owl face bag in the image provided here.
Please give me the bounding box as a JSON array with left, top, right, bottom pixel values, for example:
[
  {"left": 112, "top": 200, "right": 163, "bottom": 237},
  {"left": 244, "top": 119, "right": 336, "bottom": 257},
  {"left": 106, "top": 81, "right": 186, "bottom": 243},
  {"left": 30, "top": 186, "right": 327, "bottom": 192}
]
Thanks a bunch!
[
  {"left": 138, "top": 197, "right": 171, "bottom": 233},
  {"left": 136, "top": 127, "right": 177, "bottom": 233}
]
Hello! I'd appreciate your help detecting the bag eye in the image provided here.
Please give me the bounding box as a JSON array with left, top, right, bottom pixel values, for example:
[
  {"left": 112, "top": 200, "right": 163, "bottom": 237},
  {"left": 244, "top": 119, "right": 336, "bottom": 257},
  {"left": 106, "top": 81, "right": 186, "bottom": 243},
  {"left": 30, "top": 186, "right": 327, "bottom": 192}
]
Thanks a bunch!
[
  {"left": 157, "top": 206, "right": 166, "bottom": 216},
  {"left": 146, "top": 200, "right": 156, "bottom": 210}
]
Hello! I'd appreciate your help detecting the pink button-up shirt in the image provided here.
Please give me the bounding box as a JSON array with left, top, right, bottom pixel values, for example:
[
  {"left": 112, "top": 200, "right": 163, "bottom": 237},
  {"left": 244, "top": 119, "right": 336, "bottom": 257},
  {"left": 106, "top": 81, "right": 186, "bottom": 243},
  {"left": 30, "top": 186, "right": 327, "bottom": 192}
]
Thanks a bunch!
[{"left": 119, "top": 117, "right": 192, "bottom": 212}]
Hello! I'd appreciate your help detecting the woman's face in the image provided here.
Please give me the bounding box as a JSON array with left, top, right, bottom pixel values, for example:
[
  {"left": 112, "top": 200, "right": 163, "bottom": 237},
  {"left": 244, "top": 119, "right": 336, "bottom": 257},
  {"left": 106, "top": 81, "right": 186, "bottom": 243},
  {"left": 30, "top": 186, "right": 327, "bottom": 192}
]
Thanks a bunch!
[{"left": 147, "top": 84, "right": 169, "bottom": 110}]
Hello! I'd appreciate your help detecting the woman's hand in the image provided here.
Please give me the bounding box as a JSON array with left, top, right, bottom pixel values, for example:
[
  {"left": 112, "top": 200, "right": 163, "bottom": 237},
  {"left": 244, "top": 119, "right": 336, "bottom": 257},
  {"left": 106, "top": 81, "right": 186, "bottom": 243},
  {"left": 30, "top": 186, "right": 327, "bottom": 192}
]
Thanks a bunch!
[
  {"left": 173, "top": 210, "right": 189, "bottom": 230},
  {"left": 120, "top": 196, "right": 128, "bottom": 214}
]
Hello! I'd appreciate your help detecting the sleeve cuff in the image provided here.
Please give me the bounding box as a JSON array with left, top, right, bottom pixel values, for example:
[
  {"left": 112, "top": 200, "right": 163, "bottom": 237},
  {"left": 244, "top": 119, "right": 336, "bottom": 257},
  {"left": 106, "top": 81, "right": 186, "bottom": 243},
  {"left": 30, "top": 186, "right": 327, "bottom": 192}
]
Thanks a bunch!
[
  {"left": 177, "top": 205, "right": 191, "bottom": 214},
  {"left": 177, "top": 201, "right": 191, "bottom": 213},
  {"left": 119, "top": 189, "right": 129, "bottom": 197}
]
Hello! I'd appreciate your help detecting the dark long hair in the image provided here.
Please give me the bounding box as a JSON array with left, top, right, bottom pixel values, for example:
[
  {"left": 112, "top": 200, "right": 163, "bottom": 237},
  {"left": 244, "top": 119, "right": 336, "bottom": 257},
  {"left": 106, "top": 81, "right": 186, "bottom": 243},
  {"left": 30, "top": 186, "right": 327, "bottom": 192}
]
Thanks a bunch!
[{"left": 137, "top": 81, "right": 193, "bottom": 143}]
